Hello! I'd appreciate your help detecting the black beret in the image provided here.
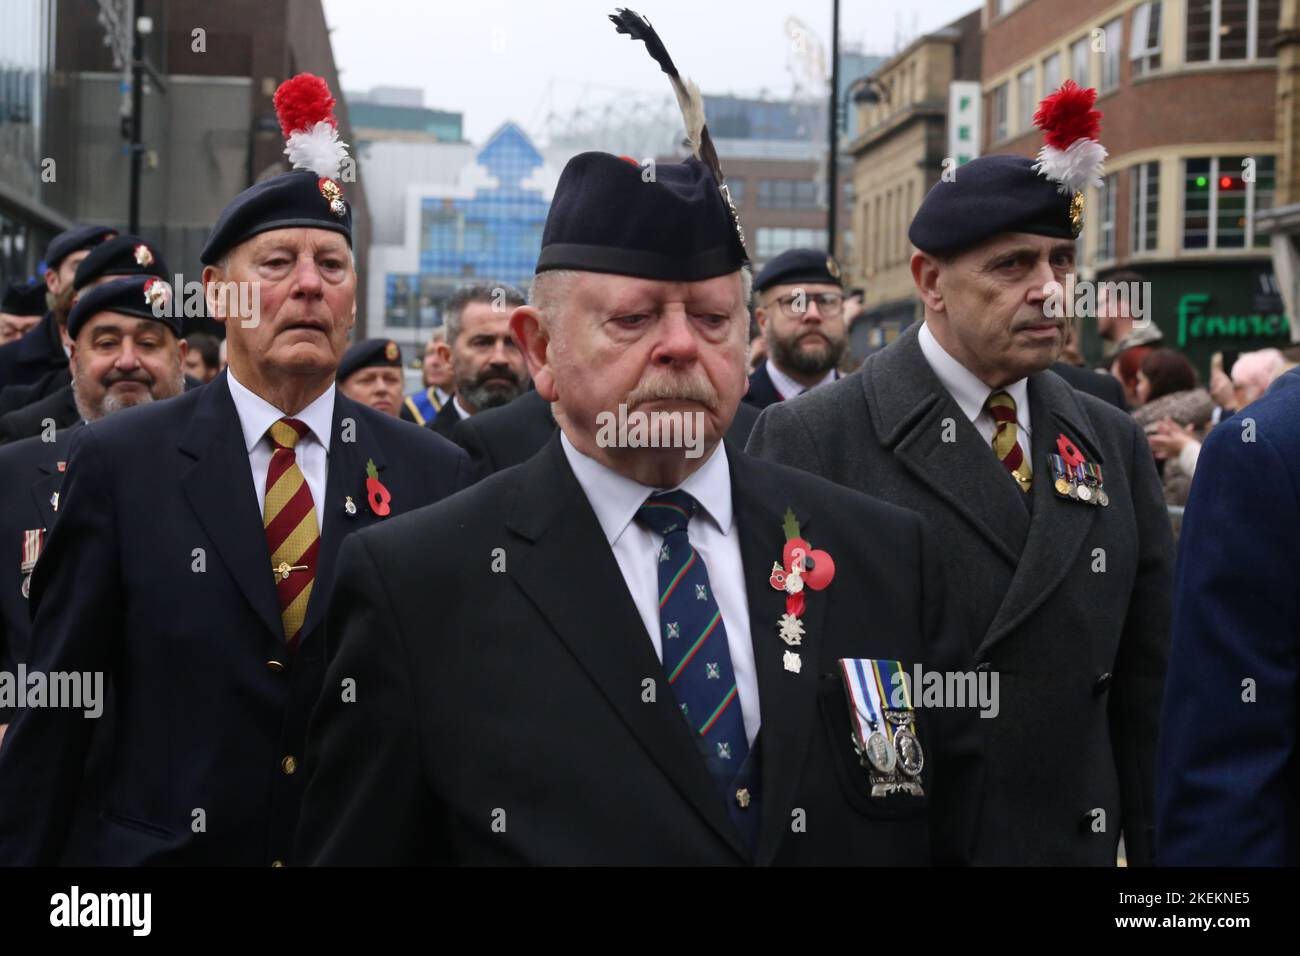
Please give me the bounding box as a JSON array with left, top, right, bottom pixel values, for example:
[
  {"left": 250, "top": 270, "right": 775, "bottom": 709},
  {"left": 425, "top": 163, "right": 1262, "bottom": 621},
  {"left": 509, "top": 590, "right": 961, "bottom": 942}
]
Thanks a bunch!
[
  {"left": 74, "top": 235, "right": 170, "bottom": 291},
  {"left": 536, "top": 153, "right": 748, "bottom": 282},
  {"left": 67, "top": 275, "right": 181, "bottom": 340},
  {"left": 754, "top": 248, "right": 843, "bottom": 293},
  {"left": 200, "top": 169, "right": 352, "bottom": 266},
  {"left": 44, "top": 225, "right": 118, "bottom": 271},
  {"left": 1, "top": 280, "right": 47, "bottom": 317},
  {"left": 908, "top": 154, "right": 1078, "bottom": 256},
  {"left": 337, "top": 338, "right": 403, "bottom": 382}
]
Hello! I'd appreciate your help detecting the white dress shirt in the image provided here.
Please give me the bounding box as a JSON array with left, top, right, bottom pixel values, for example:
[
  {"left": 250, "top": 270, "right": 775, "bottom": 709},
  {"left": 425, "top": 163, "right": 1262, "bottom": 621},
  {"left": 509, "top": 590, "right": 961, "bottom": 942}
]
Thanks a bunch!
[
  {"left": 765, "top": 358, "right": 836, "bottom": 401},
  {"left": 227, "top": 369, "right": 334, "bottom": 532},
  {"left": 918, "top": 321, "right": 1032, "bottom": 466},
  {"left": 561, "top": 434, "right": 760, "bottom": 746},
  {"left": 452, "top": 395, "right": 472, "bottom": 421}
]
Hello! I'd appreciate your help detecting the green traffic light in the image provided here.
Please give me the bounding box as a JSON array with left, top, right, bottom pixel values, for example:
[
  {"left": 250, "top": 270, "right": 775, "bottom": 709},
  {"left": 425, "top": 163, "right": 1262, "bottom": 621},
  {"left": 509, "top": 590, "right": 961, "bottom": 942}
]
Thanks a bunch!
[{"left": 1196, "top": 176, "right": 1208, "bottom": 188}]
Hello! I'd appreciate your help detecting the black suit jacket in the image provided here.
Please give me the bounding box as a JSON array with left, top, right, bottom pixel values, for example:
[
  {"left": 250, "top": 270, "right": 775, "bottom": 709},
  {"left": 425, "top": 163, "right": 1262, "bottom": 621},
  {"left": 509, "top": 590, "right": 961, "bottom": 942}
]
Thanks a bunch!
[
  {"left": 428, "top": 397, "right": 462, "bottom": 440},
  {"left": 0, "top": 382, "right": 78, "bottom": 446},
  {"left": 452, "top": 389, "right": 762, "bottom": 482},
  {"left": 296, "top": 435, "right": 979, "bottom": 865},
  {"left": 1051, "top": 362, "right": 1128, "bottom": 411},
  {"left": 0, "top": 371, "right": 471, "bottom": 865},
  {"left": 0, "top": 313, "right": 65, "bottom": 395},
  {"left": 0, "top": 428, "right": 72, "bottom": 722},
  {"left": 744, "top": 363, "right": 783, "bottom": 409}
]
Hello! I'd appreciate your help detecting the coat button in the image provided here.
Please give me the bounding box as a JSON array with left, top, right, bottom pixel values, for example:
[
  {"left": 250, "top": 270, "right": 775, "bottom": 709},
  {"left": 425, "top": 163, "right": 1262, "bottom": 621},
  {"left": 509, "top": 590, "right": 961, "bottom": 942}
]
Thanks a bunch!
[
  {"left": 281, "top": 755, "right": 297, "bottom": 775},
  {"left": 1094, "top": 672, "right": 1113, "bottom": 693},
  {"left": 267, "top": 660, "right": 285, "bottom": 673}
]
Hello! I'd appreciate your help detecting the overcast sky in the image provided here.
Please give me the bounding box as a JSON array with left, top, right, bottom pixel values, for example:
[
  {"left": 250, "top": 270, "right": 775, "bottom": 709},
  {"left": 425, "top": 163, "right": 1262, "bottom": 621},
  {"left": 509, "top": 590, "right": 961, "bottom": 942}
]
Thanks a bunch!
[{"left": 322, "top": 0, "right": 981, "bottom": 143}]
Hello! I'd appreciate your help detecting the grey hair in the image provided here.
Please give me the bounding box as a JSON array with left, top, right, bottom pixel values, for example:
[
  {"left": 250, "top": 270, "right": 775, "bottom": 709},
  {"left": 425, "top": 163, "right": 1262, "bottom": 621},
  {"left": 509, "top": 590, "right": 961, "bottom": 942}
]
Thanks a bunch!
[{"left": 444, "top": 281, "right": 526, "bottom": 344}]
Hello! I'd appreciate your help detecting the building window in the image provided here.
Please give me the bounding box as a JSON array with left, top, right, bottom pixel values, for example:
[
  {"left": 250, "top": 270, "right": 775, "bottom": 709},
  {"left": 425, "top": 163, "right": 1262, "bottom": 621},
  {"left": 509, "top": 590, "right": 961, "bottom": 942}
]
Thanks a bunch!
[
  {"left": 758, "top": 178, "right": 819, "bottom": 210},
  {"left": 1182, "top": 155, "right": 1276, "bottom": 249},
  {"left": 1017, "top": 68, "right": 1036, "bottom": 133},
  {"left": 1043, "top": 52, "right": 1062, "bottom": 93},
  {"left": 1130, "top": 161, "right": 1160, "bottom": 253},
  {"left": 1186, "top": 0, "right": 1279, "bottom": 63},
  {"left": 1098, "top": 173, "right": 1118, "bottom": 261},
  {"left": 1130, "top": 2, "right": 1162, "bottom": 75},
  {"left": 1101, "top": 18, "right": 1123, "bottom": 92},
  {"left": 756, "top": 227, "right": 829, "bottom": 260},
  {"left": 1071, "top": 37, "right": 1091, "bottom": 85},
  {"left": 991, "top": 82, "right": 1008, "bottom": 142}
]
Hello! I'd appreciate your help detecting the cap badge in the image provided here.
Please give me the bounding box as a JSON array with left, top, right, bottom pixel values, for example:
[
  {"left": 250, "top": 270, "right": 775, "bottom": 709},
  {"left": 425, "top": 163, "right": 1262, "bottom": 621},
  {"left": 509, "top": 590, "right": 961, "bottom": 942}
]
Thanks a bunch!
[
  {"left": 826, "top": 256, "right": 841, "bottom": 280},
  {"left": 1069, "top": 191, "right": 1085, "bottom": 237},
  {"left": 142, "top": 278, "right": 169, "bottom": 312},
  {"left": 719, "top": 182, "right": 746, "bottom": 247},
  {"left": 318, "top": 177, "right": 347, "bottom": 218},
  {"left": 384, "top": 341, "right": 399, "bottom": 362},
  {"left": 133, "top": 244, "right": 154, "bottom": 267}
]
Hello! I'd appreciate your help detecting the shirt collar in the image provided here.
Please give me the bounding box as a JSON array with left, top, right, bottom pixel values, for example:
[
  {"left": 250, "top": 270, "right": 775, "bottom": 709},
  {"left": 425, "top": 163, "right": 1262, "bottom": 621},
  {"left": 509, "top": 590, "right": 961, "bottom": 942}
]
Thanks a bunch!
[
  {"left": 918, "top": 321, "right": 1031, "bottom": 434},
  {"left": 226, "top": 368, "right": 335, "bottom": 454},
  {"left": 764, "top": 358, "right": 835, "bottom": 401},
  {"left": 452, "top": 395, "right": 473, "bottom": 420},
  {"left": 560, "top": 432, "right": 734, "bottom": 545}
]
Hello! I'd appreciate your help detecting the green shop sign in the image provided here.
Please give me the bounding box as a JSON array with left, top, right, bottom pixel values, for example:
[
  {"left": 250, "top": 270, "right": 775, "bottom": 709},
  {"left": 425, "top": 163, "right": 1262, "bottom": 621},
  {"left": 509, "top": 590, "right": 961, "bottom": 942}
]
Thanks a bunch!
[{"left": 1176, "top": 293, "right": 1290, "bottom": 347}]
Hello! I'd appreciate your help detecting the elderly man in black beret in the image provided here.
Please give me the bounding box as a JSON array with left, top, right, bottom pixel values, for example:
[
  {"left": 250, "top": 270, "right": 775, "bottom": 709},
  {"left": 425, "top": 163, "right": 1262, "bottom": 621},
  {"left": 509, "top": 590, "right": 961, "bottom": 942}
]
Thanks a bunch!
[
  {"left": 748, "top": 83, "right": 1173, "bottom": 865},
  {"left": 744, "top": 248, "right": 849, "bottom": 409},
  {"left": 296, "top": 9, "right": 977, "bottom": 866},
  {"left": 336, "top": 338, "right": 406, "bottom": 417},
  {"left": 0, "top": 282, "right": 46, "bottom": 345},
  {"left": 0, "top": 73, "right": 470, "bottom": 866},
  {"left": 0, "top": 225, "right": 117, "bottom": 403}
]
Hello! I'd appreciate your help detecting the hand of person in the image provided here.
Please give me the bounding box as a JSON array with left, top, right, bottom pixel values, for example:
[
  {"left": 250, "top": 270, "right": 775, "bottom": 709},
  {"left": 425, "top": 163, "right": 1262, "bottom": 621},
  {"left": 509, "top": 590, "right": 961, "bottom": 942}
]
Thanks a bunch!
[
  {"left": 1147, "top": 418, "right": 1194, "bottom": 460},
  {"left": 1209, "top": 368, "right": 1236, "bottom": 410}
]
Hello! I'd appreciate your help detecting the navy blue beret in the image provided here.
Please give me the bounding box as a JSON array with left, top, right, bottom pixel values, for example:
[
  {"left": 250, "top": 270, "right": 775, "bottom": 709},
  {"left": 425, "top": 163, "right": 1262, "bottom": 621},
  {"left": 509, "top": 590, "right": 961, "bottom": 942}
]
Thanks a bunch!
[
  {"left": 337, "top": 338, "right": 403, "bottom": 382},
  {"left": 908, "top": 154, "right": 1078, "bottom": 256},
  {"left": 44, "top": 225, "right": 118, "bottom": 271},
  {"left": 536, "top": 153, "right": 748, "bottom": 282},
  {"left": 200, "top": 169, "right": 353, "bottom": 266},
  {"left": 754, "top": 248, "right": 843, "bottom": 293},
  {"left": 74, "top": 235, "right": 170, "bottom": 291},
  {"left": 1, "top": 280, "right": 47, "bottom": 316},
  {"left": 67, "top": 276, "right": 181, "bottom": 340}
]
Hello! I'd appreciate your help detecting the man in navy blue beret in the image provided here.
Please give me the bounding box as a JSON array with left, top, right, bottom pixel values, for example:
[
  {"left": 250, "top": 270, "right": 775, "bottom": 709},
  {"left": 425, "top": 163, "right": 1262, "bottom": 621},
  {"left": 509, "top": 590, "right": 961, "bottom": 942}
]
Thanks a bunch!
[
  {"left": 749, "top": 81, "right": 1173, "bottom": 864},
  {"left": 0, "top": 225, "right": 116, "bottom": 397},
  {"left": 745, "top": 248, "right": 848, "bottom": 409},
  {"left": 296, "top": 8, "right": 976, "bottom": 867},
  {"left": 0, "top": 73, "right": 471, "bottom": 866},
  {"left": 336, "top": 338, "right": 405, "bottom": 418}
]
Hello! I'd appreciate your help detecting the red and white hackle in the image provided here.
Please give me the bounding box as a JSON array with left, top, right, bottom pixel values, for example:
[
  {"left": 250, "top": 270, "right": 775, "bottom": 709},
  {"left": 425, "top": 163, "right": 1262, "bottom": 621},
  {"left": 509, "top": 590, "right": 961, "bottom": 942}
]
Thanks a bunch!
[{"left": 1032, "top": 80, "right": 1107, "bottom": 196}]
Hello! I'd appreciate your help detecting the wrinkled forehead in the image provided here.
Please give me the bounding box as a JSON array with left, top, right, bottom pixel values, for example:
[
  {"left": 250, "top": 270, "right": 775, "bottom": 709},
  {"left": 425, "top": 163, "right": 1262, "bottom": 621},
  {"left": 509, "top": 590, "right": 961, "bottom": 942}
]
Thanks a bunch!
[
  {"left": 234, "top": 227, "right": 352, "bottom": 263},
  {"left": 77, "top": 311, "right": 174, "bottom": 342},
  {"left": 571, "top": 270, "right": 746, "bottom": 312},
  {"left": 950, "top": 231, "right": 1077, "bottom": 269}
]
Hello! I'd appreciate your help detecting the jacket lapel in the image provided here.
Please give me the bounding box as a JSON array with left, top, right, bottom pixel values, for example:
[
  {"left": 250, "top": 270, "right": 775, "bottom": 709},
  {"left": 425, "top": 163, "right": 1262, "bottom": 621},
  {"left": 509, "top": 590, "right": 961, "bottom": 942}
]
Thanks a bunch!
[
  {"left": 976, "top": 371, "right": 1101, "bottom": 655},
  {"left": 178, "top": 372, "right": 283, "bottom": 640},
  {"left": 507, "top": 436, "right": 751, "bottom": 861},
  {"left": 866, "top": 324, "right": 1029, "bottom": 565},
  {"left": 300, "top": 394, "right": 385, "bottom": 641},
  {"left": 729, "top": 451, "right": 825, "bottom": 865}
]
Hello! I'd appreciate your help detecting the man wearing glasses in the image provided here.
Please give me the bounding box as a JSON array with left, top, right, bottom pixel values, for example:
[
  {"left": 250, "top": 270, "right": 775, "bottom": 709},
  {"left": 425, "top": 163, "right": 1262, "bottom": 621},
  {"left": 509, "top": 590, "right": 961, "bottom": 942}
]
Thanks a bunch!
[{"left": 744, "top": 249, "right": 849, "bottom": 409}]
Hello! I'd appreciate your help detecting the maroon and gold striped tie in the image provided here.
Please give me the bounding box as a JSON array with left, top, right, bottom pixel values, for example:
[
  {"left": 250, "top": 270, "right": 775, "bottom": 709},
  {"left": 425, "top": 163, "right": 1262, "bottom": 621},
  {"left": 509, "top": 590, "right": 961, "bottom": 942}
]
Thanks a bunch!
[
  {"left": 263, "top": 418, "right": 320, "bottom": 646},
  {"left": 985, "top": 391, "right": 1032, "bottom": 492}
]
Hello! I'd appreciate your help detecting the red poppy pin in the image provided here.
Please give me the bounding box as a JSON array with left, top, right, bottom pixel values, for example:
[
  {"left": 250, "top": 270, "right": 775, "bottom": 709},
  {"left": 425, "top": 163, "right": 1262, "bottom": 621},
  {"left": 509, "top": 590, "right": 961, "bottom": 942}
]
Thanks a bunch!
[
  {"left": 768, "top": 508, "right": 835, "bottom": 674},
  {"left": 365, "top": 458, "right": 391, "bottom": 516}
]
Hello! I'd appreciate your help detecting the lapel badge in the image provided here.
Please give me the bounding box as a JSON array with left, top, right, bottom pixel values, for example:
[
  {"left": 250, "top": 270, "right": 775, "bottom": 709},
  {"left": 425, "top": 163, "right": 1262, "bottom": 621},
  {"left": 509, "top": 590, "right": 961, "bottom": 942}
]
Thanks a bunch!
[
  {"left": 838, "top": 658, "right": 925, "bottom": 798},
  {"left": 50, "top": 491, "right": 59, "bottom": 513},
  {"left": 56, "top": 460, "right": 66, "bottom": 473},
  {"left": 1049, "top": 433, "right": 1108, "bottom": 507},
  {"left": 344, "top": 495, "right": 357, "bottom": 517},
  {"left": 770, "top": 508, "right": 835, "bottom": 675}
]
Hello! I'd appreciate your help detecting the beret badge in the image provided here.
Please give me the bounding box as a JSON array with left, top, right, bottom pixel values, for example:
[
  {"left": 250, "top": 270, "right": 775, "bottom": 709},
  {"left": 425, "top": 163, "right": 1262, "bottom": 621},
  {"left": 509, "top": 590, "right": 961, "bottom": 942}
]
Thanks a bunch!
[
  {"left": 826, "top": 256, "right": 841, "bottom": 280},
  {"left": 142, "top": 277, "right": 170, "bottom": 312},
  {"left": 1032, "top": 80, "right": 1106, "bottom": 236},
  {"left": 1069, "top": 192, "right": 1085, "bottom": 237},
  {"left": 384, "top": 340, "right": 399, "bottom": 362},
  {"left": 318, "top": 177, "right": 347, "bottom": 218},
  {"left": 133, "top": 243, "right": 154, "bottom": 267}
]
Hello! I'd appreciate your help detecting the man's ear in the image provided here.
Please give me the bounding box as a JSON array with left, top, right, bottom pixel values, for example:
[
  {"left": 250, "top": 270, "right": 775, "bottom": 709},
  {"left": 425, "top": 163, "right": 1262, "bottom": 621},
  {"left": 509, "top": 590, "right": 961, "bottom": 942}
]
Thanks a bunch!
[
  {"left": 754, "top": 304, "right": 769, "bottom": 335},
  {"left": 43, "top": 267, "right": 59, "bottom": 296},
  {"left": 911, "top": 251, "right": 945, "bottom": 314},
  {"left": 510, "top": 305, "right": 555, "bottom": 401},
  {"left": 201, "top": 265, "right": 229, "bottom": 327},
  {"left": 434, "top": 341, "right": 452, "bottom": 365}
]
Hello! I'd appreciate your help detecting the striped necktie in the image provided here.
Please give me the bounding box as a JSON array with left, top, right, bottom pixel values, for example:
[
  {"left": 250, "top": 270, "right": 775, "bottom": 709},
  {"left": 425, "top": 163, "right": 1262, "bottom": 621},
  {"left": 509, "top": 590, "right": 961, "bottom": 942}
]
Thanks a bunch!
[
  {"left": 985, "top": 391, "right": 1032, "bottom": 493},
  {"left": 635, "top": 490, "right": 749, "bottom": 801},
  {"left": 263, "top": 418, "right": 320, "bottom": 646}
]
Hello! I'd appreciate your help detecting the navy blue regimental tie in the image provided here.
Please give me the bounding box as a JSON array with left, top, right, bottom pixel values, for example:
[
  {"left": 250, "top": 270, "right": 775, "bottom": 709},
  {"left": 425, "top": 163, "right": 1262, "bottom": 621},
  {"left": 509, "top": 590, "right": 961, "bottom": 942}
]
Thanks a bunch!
[{"left": 635, "top": 490, "right": 749, "bottom": 801}]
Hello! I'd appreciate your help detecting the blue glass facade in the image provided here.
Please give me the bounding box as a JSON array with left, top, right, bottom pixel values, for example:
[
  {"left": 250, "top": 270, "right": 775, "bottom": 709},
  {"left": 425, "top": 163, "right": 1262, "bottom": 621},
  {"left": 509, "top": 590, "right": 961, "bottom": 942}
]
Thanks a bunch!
[{"left": 385, "top": 123, "right": 548, "bottom": 329}]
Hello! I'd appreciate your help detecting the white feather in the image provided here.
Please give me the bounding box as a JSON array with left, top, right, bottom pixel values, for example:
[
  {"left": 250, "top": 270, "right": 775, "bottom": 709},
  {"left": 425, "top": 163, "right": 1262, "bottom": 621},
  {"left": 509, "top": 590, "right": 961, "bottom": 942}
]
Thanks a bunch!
[
  {"left": 667, "top": 75, "right": 705, "bottom": 158},
  {"left": 1033, "top": 139, "right": 1108, "bottom": 195},
  {"left": 284, "top": 121, "right": 349, "bottom": 180}
]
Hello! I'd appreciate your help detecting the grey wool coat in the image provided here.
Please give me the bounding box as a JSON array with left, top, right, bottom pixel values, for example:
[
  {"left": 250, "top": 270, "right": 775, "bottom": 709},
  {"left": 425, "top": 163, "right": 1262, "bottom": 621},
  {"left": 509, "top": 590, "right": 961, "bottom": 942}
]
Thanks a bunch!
[{"left": 746, "top": 322, "right": 1174, "bottom": 866}]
